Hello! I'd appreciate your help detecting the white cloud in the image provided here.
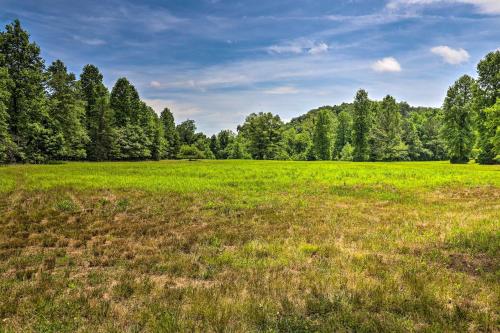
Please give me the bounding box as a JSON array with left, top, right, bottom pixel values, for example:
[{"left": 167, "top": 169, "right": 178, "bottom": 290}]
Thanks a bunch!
[
  {"left": 143, "top": 98, "right": 202, "bottom": 118},
  {"left": 308, "top": 42, "right": 329, "bottom": 55},
  {"left": 430, "top": 45, "right": 470, "bottom": 64},
  {"left": 73, "top": 36, "right": 106, "bottom": 46},
  {"left": 263, "top": 86, "right": 300, "bottom": 94},
  {"left": 372, "top": 57, "right": 402, "bottom": 72},
  {"left": 149, "top": 80, "right": 163, "bottom": 88},
  {"left": 386, "top": 0, "right": 500, "bottom": 15},
  {"left": 268, "top": 39, "right": 329, "bottom": 55}
]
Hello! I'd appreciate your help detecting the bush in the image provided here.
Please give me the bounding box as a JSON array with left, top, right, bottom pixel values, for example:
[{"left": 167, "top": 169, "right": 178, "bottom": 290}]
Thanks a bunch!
[{"left": 177, "top": 145, "right": 205, "bottom": 160}]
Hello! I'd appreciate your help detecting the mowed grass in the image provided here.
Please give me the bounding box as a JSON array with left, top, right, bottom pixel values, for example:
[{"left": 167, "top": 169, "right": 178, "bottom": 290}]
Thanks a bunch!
[{"left": 0, "top": 160, "right": 499, "bottom": 332}]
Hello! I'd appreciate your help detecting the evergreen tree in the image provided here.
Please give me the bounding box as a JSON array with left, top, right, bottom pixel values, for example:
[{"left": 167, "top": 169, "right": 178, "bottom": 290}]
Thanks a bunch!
[
  {"left": 80, "top": 64, "right": 113, "bottom": 161},
  {"left": 475, "top": 51, "right": 500, "bottom": 164},
  {"left": 312, "top": 109, "right": 334, "bottom": 160},
  {"left": 0, "top": 19, "right": 63, "bottom": 162},
  {"left": 333, "top": 110, "right": 352, "bottom": 159},
  {"left": 442, "top": 75, "right": 475, "bottom": 163},
  {"left": 372, "top": 95, "right": 407, "bottom": 161},
  {"left": 160, "top": 108, "right": 179, "bottom": 159},
  {"left": 47, "top": 60, "right": 89, "bottom": 159},
  {"left": 352, "top": 89, "right": 371, "bottom": 161}
]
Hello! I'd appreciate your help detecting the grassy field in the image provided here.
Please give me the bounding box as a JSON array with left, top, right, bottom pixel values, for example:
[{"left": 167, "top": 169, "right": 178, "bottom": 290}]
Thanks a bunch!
[{"left": 0, "top": 160, "right": 499, "bottom": 332}]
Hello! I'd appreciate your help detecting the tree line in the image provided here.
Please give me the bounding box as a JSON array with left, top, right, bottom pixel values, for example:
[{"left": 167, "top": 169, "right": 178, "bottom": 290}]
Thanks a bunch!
[{"left": 0, "top": 20, "right": 498, "bottom": 164}]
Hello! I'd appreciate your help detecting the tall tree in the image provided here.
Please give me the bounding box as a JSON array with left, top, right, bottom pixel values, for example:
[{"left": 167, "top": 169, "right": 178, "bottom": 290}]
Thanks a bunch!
[
  {"left": 352, "top": 89, "right": 371, "bottom": 161},
  {"left": 80, "top": 64, "right": 113, "bottom": 161},
  {"left": 216, "top": 130, "right": 234, "bottom": 159},
  {"left": 0, "top": 62, "right": 14, "bottom": 162},
  {"left": 313, "top": 109, "right": 334, "bottom": 160},
  {"left": 475, "top": 50, "right": 500, "bottom": 164},
  {"left": 47, "top": 60, "right": 89, "bottom": 159},
  {"left": 0, "top": 19, "right": 63, "bottom": 162},
  {"left": 372, "top": 95, "right": 407, "bottom": 161},
  {"left": 110, "top": 77, "right": 142, "bottom": 127},
  {"left": 402, "top": 119, "right": 425, "bottom": 161},
  {"left": 238, "top": 112, "right": 284, "bottom": 160},
  {"left": 333, "top": 110, "right": 352, "bottom": 159},
  {"left": 176, "top": 119, "right": 197, "bottom": 145},
  {"left": 160, "top": 108, "right": 179, "bottom": 159},
  {"left": 442, "top": 75, "right": 475, "bottom": 163}
]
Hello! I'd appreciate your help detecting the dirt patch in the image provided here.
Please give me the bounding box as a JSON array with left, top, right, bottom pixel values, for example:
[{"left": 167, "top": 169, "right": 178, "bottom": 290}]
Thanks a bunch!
[{"left": 446, "top": 252, "right": 497, "bottom": 276}]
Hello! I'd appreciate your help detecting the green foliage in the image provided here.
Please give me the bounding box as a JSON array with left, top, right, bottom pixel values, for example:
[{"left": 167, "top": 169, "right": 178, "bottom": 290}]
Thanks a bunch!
[
  {"left": 160, "top": 108, "right": 180, "bottom": 159},
  {"left": 340, "top": 143, "right": 354, "bottom": 161},
  {"left": 0, "top": 63, "right": 14, "bottom": 163},
  {"left": 177, "top": 120, "right": 197, "bottom": 145},
  {"left": 47, "top": 60, "right": 89, "bottom": 160},
  {"left": 177, "top": 144, "right": 205, "bottom": 160},
  {"left": 333, "top": 110, "right": 352, "bottom": 159},
  {"left": 402, "top": 119, "right": 425, "bottom": 161},
  {"left": 227, "top": 136, "right": 251, "bottom": 159},
  {"left": 352, "top": 89, "right": 371, "bottom": 161},
  {"left": 80, "top": 65, "right": 113, "bottom": 161},
  {"left": 372, "top": 95, "right": 408, "bottom": 161},
  {"left": 110, "top": 77, "right": 141, "bottom": 127},
  {"left": 0, "top": 19, "right": 63, "bottom": 163},
  {"left": 112, "top": 124, "right": 152, "bottom": 160},
  {"left": 0, "top": 20, "right": 496, "bottom": 165},
  {"left": 475, "top": 51, "right": 500, "bottom": 164},
  {"left": 442, "top": 75, "right": 475, "bottom": 163},
  {"left": 312, "top": 109, "right": 334, "bottom": 160},
  {"left": 238, "top": 112, "right": 285, "bottom": 160},
  {"left": 483, "top": 99, "right": 500, "bottom": 162}
]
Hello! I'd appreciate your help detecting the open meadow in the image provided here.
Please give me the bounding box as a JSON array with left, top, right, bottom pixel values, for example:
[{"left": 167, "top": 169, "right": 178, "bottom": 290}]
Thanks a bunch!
[{"left": 0, "top": 160, "right": 499, "bottom": 332}]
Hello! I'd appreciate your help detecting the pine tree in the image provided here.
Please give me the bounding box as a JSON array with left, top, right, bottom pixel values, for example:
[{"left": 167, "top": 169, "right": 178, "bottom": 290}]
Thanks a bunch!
[
  {"left": 313, "top": 109, "right": 334, "bottom": 160},
  {"left": 47, "top": 60, "right": 89, "bottom": 159},
  {"left": 0, "top": 20, "right": 63, "bottom": 162},
  {"left": 352, "top": 89, "right": 371, "bottom": 161},
  {"left": 80, "top": 64, "right": 113, "bottom": 161},
  {"left": 333, "top": 110, "right": 352, "bottom": 159},
  {"left": 160, "top": 108, "right": 180, "bottom": 159},
  {"left": 442, "top": 75, "right": 475, "bottom": 164},
  {"left": 372, "top": 95, "right": 407, "bottom": 161}
]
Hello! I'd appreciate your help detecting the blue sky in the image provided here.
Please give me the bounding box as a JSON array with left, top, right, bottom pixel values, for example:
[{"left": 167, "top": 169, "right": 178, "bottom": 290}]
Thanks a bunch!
[{"left": 1, "top": 0, "right": 499, "bottom": 134}]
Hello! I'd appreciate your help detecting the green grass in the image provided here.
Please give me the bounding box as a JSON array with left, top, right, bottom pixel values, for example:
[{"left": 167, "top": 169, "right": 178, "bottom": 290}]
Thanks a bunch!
[{"left": 0, "top": 160, "right": 499, "bottom": 332}]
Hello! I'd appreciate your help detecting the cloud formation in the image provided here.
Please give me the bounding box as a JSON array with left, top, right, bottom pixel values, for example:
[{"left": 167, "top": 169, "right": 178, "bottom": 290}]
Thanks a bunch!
[
  {"left": 263, "top": 86, "right": 300, "bottom": 94},
  {"left": 431, "top": 45, "right": 470, "bottom": 64},
  {"left": 268, "top": 39, "right": 329, "bottom": 55},
  {"left": 387, "top": 0, "right": 500, "bottom": 15},
  {"left": 372, "top": 57, "right": 402, "bottom": 72}
]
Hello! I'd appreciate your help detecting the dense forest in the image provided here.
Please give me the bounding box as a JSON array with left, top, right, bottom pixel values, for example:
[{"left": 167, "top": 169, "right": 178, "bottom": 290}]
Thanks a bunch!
[{"left": 0, "top": 20, "right": 498, "bottom": 164}]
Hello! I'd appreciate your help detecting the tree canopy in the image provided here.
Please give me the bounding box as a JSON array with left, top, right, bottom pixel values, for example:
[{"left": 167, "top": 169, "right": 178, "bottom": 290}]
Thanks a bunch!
[{"left": 0, "top": 20, "right": 498, "bottom": 165}]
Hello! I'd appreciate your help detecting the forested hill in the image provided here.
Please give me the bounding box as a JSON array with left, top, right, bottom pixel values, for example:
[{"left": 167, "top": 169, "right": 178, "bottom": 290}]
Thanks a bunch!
[{"left": 0, "top": 19, "right": 499, "bottom": 164}]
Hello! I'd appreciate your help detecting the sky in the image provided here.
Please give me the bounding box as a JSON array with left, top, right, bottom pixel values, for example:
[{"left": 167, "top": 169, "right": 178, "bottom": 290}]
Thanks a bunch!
[{"left": 1, "top": 0, "right": 499, "bottom": 134}]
